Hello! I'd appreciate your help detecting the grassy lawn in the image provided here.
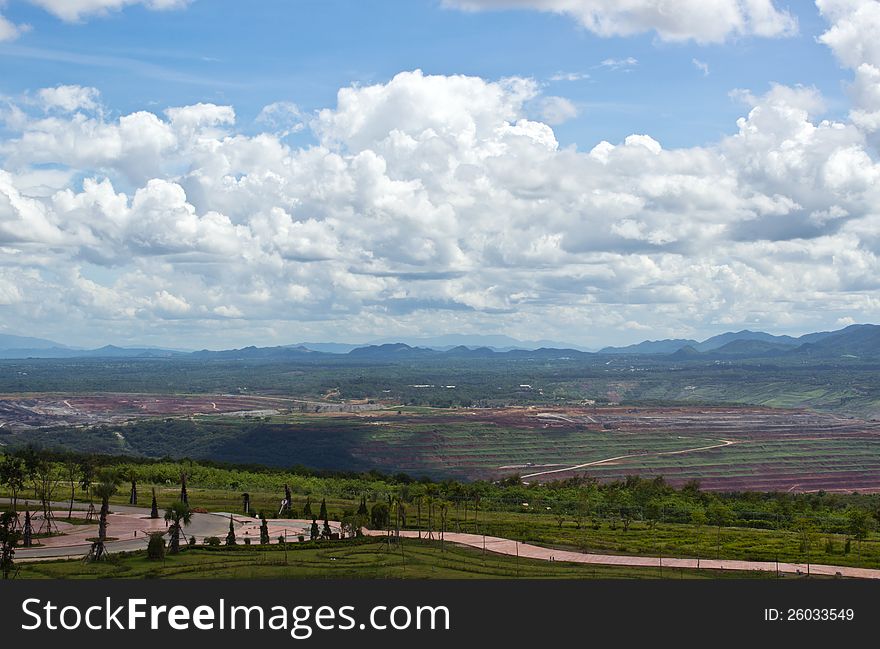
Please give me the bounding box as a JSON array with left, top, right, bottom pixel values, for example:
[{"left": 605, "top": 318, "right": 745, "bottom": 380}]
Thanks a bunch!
[
  {"left": 14, "top": 539, "right": 778, "bottom": 580},
  {"left": 22, "top": 485, "right": 880, "bottom": 571}
]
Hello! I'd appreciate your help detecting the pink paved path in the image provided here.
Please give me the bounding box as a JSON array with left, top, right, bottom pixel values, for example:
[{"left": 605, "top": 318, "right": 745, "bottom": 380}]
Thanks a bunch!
[
  {"left": 17, "top": 504, "right": 880, "bottom": 579},
  {"left": 29, "top": 513, "right": 169, "bottom": 548},
  {"left": 365, "top": 530, "right": 880, "bottom": 579}
]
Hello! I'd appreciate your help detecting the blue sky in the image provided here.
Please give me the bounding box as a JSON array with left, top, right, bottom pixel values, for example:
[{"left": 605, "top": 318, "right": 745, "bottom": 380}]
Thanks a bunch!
[
  {"left": 1, "top": 1, "right": 879, "bottom": 349},
  {"left": 0, "top": 1, "right": 852, "bottom": 148}
]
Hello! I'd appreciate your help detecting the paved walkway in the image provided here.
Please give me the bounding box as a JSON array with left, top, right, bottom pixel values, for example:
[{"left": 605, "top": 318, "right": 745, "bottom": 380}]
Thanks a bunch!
[
  {"left": 8, "top": 498, "right": 879, "bottom": 578},
  {"left": 3, "top": 499, "right": 233, "bottom": 560},
  {"left": 364, "top": 530, "right": 880, "bottom": 579}
]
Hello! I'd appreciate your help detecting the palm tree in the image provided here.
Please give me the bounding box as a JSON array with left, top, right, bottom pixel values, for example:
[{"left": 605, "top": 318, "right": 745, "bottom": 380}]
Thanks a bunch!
[
  {"left": 64, "top": 459, "right": 78, "bottom": 520},
  {"left": 95, "top": 470, "right": 121, "bottom": 539},
  {"left": 88, "top": 469, "right": 121, "bottom": 561},
  {"left": 164, "top": 501, "right": 193, "bottom": 553},
  {"left": 439, "top": 500, "right": 449, "bottom": 547}
]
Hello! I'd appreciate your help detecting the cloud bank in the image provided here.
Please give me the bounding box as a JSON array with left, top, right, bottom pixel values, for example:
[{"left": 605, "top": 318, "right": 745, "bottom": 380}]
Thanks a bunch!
[{"left": 0, "top": 3, "right": 879, "bottom": 347}]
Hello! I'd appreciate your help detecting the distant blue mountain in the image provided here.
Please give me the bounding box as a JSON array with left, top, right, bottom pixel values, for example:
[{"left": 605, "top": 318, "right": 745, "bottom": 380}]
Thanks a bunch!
[
  {"left": 600, "top": 327, "right": 841, "bottom": 356},
  {"left": 0, "top": 324, "right": 874, "bottom": 361},
  {"left": 599, "top": 339, "right": 698, "bottom": 355},
  {"left": 367, "top": 333, "right": 592, "bottom": 352},
  {"left": 0, "top": 333, "right": 68, "bottom": 350}
]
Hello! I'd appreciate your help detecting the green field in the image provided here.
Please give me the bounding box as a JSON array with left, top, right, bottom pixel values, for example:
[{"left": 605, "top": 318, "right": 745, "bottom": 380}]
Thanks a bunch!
[{"left": 14, "top": 539, "right": 776, "bottom": 580}]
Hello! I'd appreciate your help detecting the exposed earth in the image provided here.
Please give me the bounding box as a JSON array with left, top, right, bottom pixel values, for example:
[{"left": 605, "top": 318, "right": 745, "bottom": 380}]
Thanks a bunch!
[{"left": 4, "top": 397, "right": 880, "bottom": 492}]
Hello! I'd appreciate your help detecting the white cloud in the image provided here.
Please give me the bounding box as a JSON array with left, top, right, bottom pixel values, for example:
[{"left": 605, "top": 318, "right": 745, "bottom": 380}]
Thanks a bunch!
[
  {"left": 165, "top": 103, "right": 235, "bottom": 133},
  {"left": 817, "top": 0, "right": 880, "bottom": 141},
  {"left": 27, "top": 0, "right": 192, "bottom": 22},
  {"left": 0, "top": 13, "right": 28, "bottom": 41},
  {"left": 2, "top": 53, "right": 880, "bottom": 346},
  {"left": 256, "top": 102, "right": 304, "bottom": 136},
  {"left": 537, "top": 96, "right": 579, "bottom": 124},
  {"left": 692, "top": 58, "right": 710, "bottom": 76},
  {"left": 549, "top": 71, "right": 589, "bottom": 81},
  {"left": 443, "top": 0, "right": 797, "bottom": 43},
  {"left": 599, "top": 57, "right": 638, "bottom": 70},
  {"left": 38, "top": 85, "right": 101, "bottom": 112}
]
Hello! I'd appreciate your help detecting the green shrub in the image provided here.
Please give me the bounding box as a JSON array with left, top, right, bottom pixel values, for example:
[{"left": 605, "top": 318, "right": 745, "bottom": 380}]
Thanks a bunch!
[
  {"left": 204, "top": 536, "right": 221, "bottom": 546},
  {"left": 146, "top": 533, "right": 165, "bottom": 561}
]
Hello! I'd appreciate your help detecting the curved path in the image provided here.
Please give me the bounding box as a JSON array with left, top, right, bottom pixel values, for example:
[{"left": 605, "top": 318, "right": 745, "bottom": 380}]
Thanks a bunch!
[
  {"left": 364, "top": 530, "right": 880, "bottom": 579},
  {"left": 8, "top": 499, "right": 880, "bottom": 578},
  {"left": 4, "top": 500, "right": 234, "bottom": 561}
]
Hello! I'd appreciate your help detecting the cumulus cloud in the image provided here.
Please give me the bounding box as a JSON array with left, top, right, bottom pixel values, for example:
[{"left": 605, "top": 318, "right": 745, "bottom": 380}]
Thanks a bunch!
[
  {"left": 443, "top": 0, "right": 797, "bottom": 43},
  {"left": 817, "top": 0, "right": 880, "bottom": 141},
  {"left": 38, "top": 85, "right": 102, "bottom": 112},
  {"left": 2, "top": 30, "right": 880, "bottom": 346}
]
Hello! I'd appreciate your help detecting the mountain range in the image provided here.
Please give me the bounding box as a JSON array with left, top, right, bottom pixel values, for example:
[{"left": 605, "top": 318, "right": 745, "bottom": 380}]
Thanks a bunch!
[{"left": 0, "top": 324, "right": 877, "bottom": 361}]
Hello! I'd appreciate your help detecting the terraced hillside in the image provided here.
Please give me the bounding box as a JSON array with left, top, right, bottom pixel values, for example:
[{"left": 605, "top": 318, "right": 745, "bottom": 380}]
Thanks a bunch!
[{"left": 4, "top": 400, "right": 880, "bottom": 492}]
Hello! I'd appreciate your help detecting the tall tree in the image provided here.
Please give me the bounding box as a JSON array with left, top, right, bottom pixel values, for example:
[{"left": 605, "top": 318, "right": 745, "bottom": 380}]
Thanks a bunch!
[
  {"left": 32, "top": 454, "right": 59, "bottom": 535},
  {"left": 706, "top": 502, "right": 733, "bottom": 560},
  {"left": 283, "top": 484, "right": 292, "bottom": 516},
  {"left": 64, "top": 459, "right": 79, "bottom": 520},
  {"left": 128, "top": 471, "right": 138, "bottom": 505},
  {"left": 370, "top": 502, "right": 390, "bottom": 531},
  {"left": 225, "top": 515, "right": 237, "bottom": 546},
  {"left": 319, "top": 498, "right": 328, "bottom": 521},
  {"left": 179, "top": 470, "right": 189, "bottom": 505},
  {"left": 18, "top": 446, "right": 41, "bottom": 499},
  {"left": 846, "top": 508, "right": 871, "bottom": 561},
  {"left": 164, "top": 501, "right": 193, "bottom": 554},
  {"left": 0, "top": 511, "right": 21, "bottom": 580},
  {"left": 78, "top": 457, "right": 95, "bottom": 503},
  {"left": 88, "top": 469, "right": 121, "bottom": 561},
  {"left": 259, "top": 513, "right": 270, "bottom": 544},
  {"left": 22, "top": 509, "right": 32, "bottom": 547},
  {"left": 0, "top": 455, "right": 25, "bottom": 516},
  {"left": 150, "top": 488, "right": 159, "bottom": 519}
]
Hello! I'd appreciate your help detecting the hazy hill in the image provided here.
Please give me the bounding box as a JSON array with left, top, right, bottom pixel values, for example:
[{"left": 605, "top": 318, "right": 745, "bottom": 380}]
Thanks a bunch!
[
  {"left": 599, "top": 339, "right": 698, "bottom": 355},
  {"left": 793, "top": 324, "right": 880, "bottom": 359},
  {"left": 190, "top": 345, "right": 319, "bottom": 360},
  {"left": 705, "top": 339, "right": 795, "bottom": 356},
  {"left": 0, "top": 324, "right": 874, "bottom": 362},
  {"left": 695, "top": 330, "right": 799, "bottom": 351},
  {"left": 0, "top": 334, "right": 68, "bottom": 349}
]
